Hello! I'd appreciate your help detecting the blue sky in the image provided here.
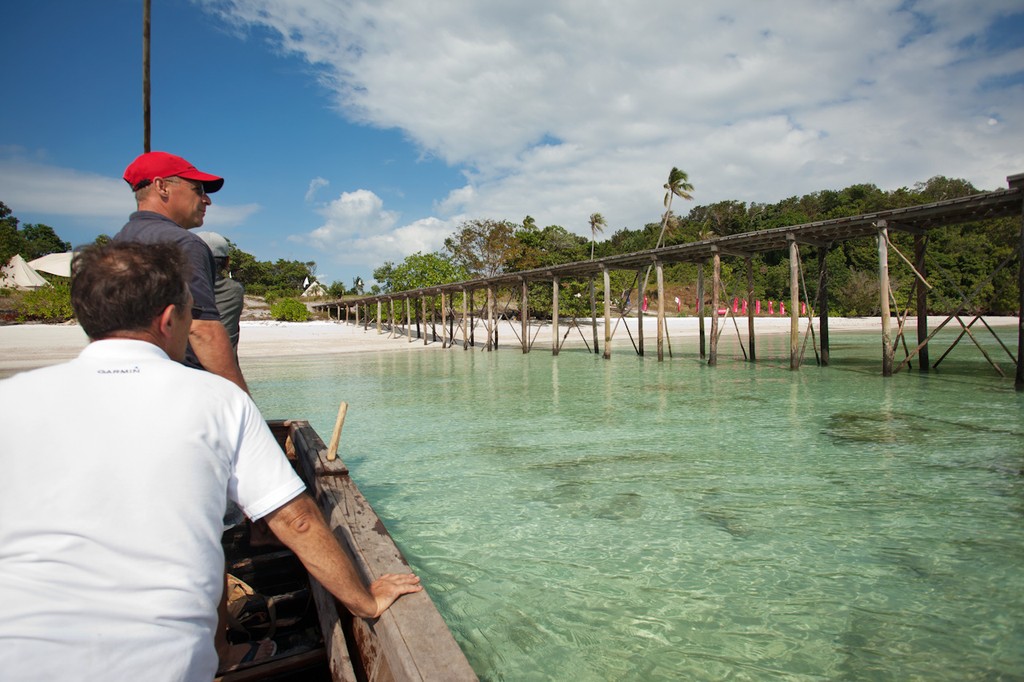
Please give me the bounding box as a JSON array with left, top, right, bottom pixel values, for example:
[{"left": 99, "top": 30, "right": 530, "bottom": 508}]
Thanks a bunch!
[{"left": 2, "top": 0, "right": 1022, "bottom": 287}]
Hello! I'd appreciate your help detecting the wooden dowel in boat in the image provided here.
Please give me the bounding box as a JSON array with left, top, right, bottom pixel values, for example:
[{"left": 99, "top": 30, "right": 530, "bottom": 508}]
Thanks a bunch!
[{"left": 327, "top": 401, "right": 349, "bottom": 461}]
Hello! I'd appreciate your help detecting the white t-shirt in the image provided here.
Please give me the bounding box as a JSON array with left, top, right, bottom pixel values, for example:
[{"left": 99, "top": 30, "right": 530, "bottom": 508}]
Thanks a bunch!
[{"left": 0, "top": 339, "right": 306, "bottom": 681}]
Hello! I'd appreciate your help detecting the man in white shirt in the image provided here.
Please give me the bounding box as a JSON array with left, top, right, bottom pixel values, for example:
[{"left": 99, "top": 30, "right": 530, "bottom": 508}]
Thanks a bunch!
[{"left": 0, "top": 241, "right": 421, "bottom": 681}]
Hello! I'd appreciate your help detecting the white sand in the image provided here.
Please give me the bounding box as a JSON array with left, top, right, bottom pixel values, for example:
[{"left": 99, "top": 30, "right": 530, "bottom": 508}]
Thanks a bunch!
[{"left": 0, "top": 315, "right": 1015, "bottom": 377}]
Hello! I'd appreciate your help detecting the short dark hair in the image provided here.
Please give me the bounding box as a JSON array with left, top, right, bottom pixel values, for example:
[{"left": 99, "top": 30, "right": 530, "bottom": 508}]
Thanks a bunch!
[{"left": 71, "top": 241, "right": 191, "bottom": 340}]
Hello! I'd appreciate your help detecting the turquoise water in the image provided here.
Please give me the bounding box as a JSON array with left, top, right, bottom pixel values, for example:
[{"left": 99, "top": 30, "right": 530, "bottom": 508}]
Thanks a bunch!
[{"left": 244, "top": 326, "right": 1024, "bottom": 681}]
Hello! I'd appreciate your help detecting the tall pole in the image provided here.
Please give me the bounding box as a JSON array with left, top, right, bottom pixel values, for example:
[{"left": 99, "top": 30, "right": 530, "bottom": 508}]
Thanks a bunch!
[
  {"left": 520, "top": 279, "right": 529, "bottom": 353},
  {"left": 602, "top": 267, "right": 612, "bottom": 360},
  {"left": 877, "top": 221, "right": 894, "bottom": 377},
  {"left": 788, "top": 235, "right": 800, "bottom": 370},
  {"left": 636, "top": 268, "right": 644, "bottom": 357},
  {"left": 915, "top": 234, "right": 929, "bottom": 371},
  {"left": 746, "top": 257, "right": 756, "bottom": 362},
  {"left": 697, "top": 261, "right": 706, "bottom": 358},
  {"left": 551, "top": 276, "right": 560, "bottom": 356},
  {"left": 656, "top": 260, "right": 665, "bottom": 362},
  {"left": 709, "top": 249, "right": 720, "bottom": 366},
  {"left": 142, "top": 0, "right": 151, "bottom": 152}
]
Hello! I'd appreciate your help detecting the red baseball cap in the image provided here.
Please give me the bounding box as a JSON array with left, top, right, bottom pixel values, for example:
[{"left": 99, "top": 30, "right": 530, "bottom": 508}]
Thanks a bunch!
[{"left": 123, "top": 151, "right": 224, "bottom": 193}]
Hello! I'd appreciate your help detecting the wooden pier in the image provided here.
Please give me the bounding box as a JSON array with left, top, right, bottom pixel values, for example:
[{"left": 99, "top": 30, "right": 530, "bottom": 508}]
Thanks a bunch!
[{"left": 314, "top": 174, "right": 1024, "bottom": 390}]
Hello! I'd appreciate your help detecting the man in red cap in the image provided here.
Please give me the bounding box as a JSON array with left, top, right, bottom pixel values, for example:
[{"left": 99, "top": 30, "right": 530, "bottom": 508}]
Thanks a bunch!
[{"left": 114, "top": 151, "right": 247, "bottom": 392}]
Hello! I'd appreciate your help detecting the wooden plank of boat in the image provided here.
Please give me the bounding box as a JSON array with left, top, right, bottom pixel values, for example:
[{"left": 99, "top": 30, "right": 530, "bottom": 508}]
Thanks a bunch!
[
  {"left": 279, "top": 418, "right": 478, "bottom": 682},
  {"left": 216, "top": 419, "right": 476, "bottom": 681}
]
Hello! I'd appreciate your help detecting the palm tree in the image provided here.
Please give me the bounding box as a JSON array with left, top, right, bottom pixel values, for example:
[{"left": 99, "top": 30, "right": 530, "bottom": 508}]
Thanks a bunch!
[
  {"left": 655, "top": 167, "right": 694, "bottom": 249},
  {"left": 588, "top": 212, "right": 606, "bottom": 260}
]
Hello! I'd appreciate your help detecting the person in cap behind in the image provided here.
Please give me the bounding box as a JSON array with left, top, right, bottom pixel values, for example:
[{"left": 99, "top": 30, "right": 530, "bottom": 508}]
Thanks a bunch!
[
  {"left": 195, "top": 231, "right": 245, "bottom": 354},
  {"left": 114, "top": 151, "right": 248, "bottom": 392}
]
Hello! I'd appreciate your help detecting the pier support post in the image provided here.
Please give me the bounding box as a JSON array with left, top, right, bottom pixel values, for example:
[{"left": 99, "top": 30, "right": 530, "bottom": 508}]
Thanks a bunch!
[
  {"left": 1015, "top": 173, "right": 1024, "bottom": 391},
  {"left": 422, "top": 296, "right": 429, "bottom": 345},
  {"left": 552, "top": 276, "right": 560, "bottom": 356},
  {"left": 603, "top": 267, "right": 612, "bottom": 360},
  {"left": 746, "top": 257, "right": 756, "bottom": 363},
  {"left": 440, "top": 292, "right": 448, "bottom": 348},
  {"left": 818, "top": 247, "right": 830, "bottom": 366},
  {"left": 788, "top": 234, "right": 800, "bottom": 370},
  {"left": 590, "top": 277, "right": 600, "bottom": 355},
  {"left": 656, "top": 260, "right": 666, "bottom": 362},
  {"left": 877, "top": 220, "right": 894, "bottom": 376},
  {"left": 709, "top": 248, "right": 720, "bottom": 366},
  {"left": 486, "top": 285, "right": 495, "bottom": 351},
  {"left": 636, "top": 268, "right": 645, "bottom": 356},
  {"left": 462, "top": 289, "right": 470, "bottom": 350},
  {"left": 376, "top": 301, "right": 382, "bottom": 335},
  {"left": 521, "top": 279, "right": 529, "bottom": 353},
  {"left": 405, "top": 298, "right": 412, "bottom": 343},
  {"left": 915, "top": 234, "right": 929, "bottom": 370},
  {"left": 697, "top": 260, "right": 706, "bottom": 359}
]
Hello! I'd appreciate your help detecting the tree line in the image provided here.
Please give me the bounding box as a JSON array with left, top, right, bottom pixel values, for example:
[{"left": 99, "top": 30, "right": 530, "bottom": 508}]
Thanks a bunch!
[
  {"left": 4, "top": 169, "right": 1019, "bottom": 318},
  {"left": 369, "top": 172, "right": 1020, "bottom": 317},
  {"left": 0, "top": 201, "right": 318, "bottom": 300}
]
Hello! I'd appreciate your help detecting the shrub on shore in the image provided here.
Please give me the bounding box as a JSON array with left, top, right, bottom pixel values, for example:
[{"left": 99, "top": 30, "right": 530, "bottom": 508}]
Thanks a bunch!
[
  {"left": 15, "top": 281, "right": 73, "bottom": 323},
  {"left": 270, "top": 297, "right": 310, "bottom": 322}
]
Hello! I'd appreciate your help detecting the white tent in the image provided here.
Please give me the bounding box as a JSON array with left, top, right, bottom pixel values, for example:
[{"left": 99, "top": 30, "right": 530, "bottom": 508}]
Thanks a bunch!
[
  {"left": 301, "top": 280, "right": 327, "bottom": 298},
  {"left": 1, "top": 254, "right": 50, "bottom": 290},
  {"left": 29, "top": 251, "right": 73, "bottom": 278}
]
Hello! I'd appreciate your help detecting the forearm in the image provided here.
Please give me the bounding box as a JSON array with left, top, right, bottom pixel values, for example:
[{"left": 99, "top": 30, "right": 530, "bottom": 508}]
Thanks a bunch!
[
  {"left": 189, "top": 319, "right": 249, "bottom": 393},
  {"left": 264, "top": 494, "right": 380, "bottom": 618}
]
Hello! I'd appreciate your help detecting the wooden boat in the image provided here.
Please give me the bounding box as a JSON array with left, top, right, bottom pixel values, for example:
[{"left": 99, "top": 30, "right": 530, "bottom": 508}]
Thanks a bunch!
[{"left": 216, "top": 419, "right": 478, "bottom": 681}]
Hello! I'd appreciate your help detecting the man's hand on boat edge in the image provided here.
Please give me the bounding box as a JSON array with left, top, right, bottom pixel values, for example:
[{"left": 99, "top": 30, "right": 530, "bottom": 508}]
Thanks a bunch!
[
  {"left": 264, "top": 493, "right": 423, "bottom": 619},
  {"left": 370, "top": 573, "right": 424, "bottom": 617}
]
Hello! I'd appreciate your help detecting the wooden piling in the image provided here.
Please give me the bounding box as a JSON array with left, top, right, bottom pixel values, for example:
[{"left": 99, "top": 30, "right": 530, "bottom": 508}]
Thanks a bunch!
[
  {"left": 746, "top": 257, "right": 756, "bottom": 362},
  {"left": 590, "top": 278, "right": 600, "bottom": 355},
  {"left": 877, "top": 221, "right": 894, "bottom": 376},
  {"left": 486, "top": 285, "right": 495, "bottom": 351},
  {"left": 521, "top": 279, "right": 529, "bottom": 353},
  {"left": 1017, "top": 175, "right": 1024, "bottom": 390},
  {"left": 656, "top": 260, "right": 665, "bottom": 362},
  {"left": 636, "top": 269, "right": 645, "bottom": 357},
  {"left": 709, "top": 249, "right": 720, "bottom": 366},
  {"left": 915, "top": 234, "right": 929, "bottom": 370},
  {"left": 817, "top": 247, "right": 830, "bottom": 366},
  {"left": 697, "top": 260, "right": 706, "bottom": 359},
  {"left": 405, "top": 298, "right": 412, "bottom": 343},
  {"left": 789, "top": 235, "right": 800, "bottom": 370},
  {"left": 552, "top": 276, "right": 560, "bottom": 356},
  {"left": 462, "top": 288, "right": 470, "bottom": 350},
  {"left": 603, "top": 267, "right": 612, "bottom": 360}
]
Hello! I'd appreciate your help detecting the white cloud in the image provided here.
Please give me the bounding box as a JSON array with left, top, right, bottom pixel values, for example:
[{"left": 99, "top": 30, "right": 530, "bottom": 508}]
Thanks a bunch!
[
  {"left": 207, "top": 0, "right": 1024, "bottom": 244},
  {"left": 298, "top": 189, "right": 453, "bottom": 271},
  {"left": 0, "top": 155, "right": 262, "bottom": 233},
  {"left": 305, "top": 176, "right": 329, "bottom": 202},
  {"left": 0, "top": 158, "right": 133, "bottom": 221}
]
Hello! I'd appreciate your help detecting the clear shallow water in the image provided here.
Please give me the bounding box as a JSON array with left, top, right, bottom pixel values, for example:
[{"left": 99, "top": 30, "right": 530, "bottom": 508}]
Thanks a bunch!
[{"left": 244, "top": 326, "right": 1024, "bottom": 681}]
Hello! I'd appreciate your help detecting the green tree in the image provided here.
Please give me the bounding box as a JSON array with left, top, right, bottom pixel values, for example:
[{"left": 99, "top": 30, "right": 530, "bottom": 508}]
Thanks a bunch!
[
  {"left": 20, "top": 224, "right": 71, "bottom": 260},
  {"left": 0, "top": 202, "right": 24, "bottom": 264},
  {"left": 444, "top": 219, "right": 520, "bottom": 277},
  {"left": 378, "top": 251, "right": 468, "bottom": 293},
  {"left": 589, "top": 212, "right": 606, "bottom": 260},
  {"left": 656, "top": 167, "right": 694, "bottom": 249}
]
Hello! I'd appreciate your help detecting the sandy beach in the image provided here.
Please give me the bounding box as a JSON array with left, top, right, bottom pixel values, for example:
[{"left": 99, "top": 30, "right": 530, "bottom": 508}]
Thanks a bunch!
[{"left": 4, "top": 314, "right": 1014, "bottom": 378}]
